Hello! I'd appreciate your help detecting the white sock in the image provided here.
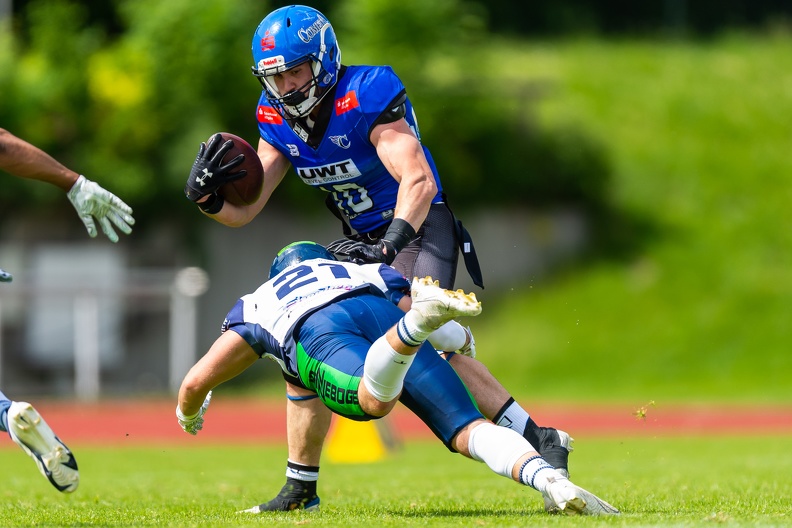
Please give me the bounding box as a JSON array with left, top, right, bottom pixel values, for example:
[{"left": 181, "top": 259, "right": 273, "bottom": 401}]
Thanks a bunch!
[
  {"left": 363, "top": 335, "right": 415, "bottom": 402},
  {"left": 397, "top": 310, "right": 434, "bottom": 346},
  {"left": 494, "top": 399, "right": 531, "bottom": 435},
  {"left": 286, "top": 459, "right": 319, "bottom": 482},
  {"left": 517, "top": 456, "right": 558, "bottom": 493},
  {"left": 467, "top": 423, "right": 531, "bottom": 480}
]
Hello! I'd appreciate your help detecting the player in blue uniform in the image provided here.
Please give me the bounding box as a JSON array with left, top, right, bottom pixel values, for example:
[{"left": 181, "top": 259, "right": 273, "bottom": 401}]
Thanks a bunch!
[
  {"left": 0, "top": 127, "right": 134, "bottom": 493},
  {"left": 184, "top": 5, "right": 572, "bottom": 512},
  {"left": 176, "top": 241, "right": 619, "bottom": 516}
]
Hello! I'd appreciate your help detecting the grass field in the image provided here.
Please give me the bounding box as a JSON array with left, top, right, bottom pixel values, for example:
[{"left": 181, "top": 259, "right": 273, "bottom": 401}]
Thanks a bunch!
[{"left": 1, "top": 436, "right": 790, "bottom": 527}]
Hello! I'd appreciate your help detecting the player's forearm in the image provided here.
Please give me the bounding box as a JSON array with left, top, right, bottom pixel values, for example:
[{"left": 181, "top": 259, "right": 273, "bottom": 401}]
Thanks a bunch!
[
  {"left": 393, "top": 175, "right": 434, "bottom": 228},
  {"left": 0, "top": 129, "right": 79, "bottom": 191},
  {"left": 374, "top": 122, "right": 437, "bottom": 229},
  {"left": 178, "top": 378, "right": 211, "bottom": 417}
]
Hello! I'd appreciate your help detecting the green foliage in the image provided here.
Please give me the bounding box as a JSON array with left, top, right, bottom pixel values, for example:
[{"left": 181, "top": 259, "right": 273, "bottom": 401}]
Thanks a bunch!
[
  {"left": 473, "top": 34, "right": 792, "bottom": 405},
  {"left": 0, "top": 0, "right": 270, "bottom": 228},
  {"left": 1, "top": 437, "right": 789, "bottom": 526},
  {"left": 0, "top": 1, "right": 105, "bottom": 209}
]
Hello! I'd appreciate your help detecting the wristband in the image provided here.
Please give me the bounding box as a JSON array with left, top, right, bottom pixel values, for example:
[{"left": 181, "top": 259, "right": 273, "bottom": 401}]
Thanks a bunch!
[
  {"left": 197, "top": 193, "right": 224, "bottom": 214},
  {"left": 176, "top": 405, "right": 199, "bottom": 421},
  {"left": 382, "top": 218, "right": 416, "bottom": 253}
]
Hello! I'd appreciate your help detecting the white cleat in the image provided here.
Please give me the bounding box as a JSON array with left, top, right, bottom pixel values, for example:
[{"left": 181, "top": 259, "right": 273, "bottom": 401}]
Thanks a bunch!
[
  {"left": 8, "top": 402, "right": 79, "bottom": 493},
  {"left": 542, "top": 475, "right": 619, "bottom": 516},
  {"left": 410, "top": 276, "right": 482, "bottom": 329}
]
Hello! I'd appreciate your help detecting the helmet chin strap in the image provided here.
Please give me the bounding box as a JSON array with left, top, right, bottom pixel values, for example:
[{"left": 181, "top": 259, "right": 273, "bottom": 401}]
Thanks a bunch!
[
  {"left": 283, "top": 64, "right": 327, "bottom": 117},
  {"left": 284, "top": 90, "right": 319, "bottom": 118}
]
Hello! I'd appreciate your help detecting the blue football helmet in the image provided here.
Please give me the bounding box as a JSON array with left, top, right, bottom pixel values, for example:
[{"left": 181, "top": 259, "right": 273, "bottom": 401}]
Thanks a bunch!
[
  {"left": 251, "top": 5, "right": 341, "bottom": 118},
  {"left": 269, "top": 241, "right": 337, "bottom": 279}
]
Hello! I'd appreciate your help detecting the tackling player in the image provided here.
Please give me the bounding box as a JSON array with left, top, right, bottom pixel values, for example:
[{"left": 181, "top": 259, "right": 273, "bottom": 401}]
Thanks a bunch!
[
  {"left": 176, "top": 241, "right": 619, "bottom": 516},
  {"left": 183, "top": 5, "right": 571, "bottom": 512}
]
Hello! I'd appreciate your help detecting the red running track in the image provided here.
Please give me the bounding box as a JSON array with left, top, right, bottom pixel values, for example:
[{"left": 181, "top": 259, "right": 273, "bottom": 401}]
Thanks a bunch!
[{"left": 1, "top": 399, "right": 791, "bottom": 447}]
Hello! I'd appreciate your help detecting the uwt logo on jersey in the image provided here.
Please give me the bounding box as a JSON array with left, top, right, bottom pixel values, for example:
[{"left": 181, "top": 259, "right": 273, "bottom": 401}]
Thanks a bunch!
[{"left": 297, "top": 159, "right": 361, "bottom": 183}]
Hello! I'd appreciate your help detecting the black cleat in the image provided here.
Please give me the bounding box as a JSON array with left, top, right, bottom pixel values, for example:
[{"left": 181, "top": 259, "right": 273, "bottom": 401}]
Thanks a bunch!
[
  {"left": 524, "top": 419, "right": 574, "bottom": 476},
  {"left": 239, "top": 477, "right": 320, "bottom": 513},
  {"left": 535, "top": 427, "right": 573, "bottom": 477}
]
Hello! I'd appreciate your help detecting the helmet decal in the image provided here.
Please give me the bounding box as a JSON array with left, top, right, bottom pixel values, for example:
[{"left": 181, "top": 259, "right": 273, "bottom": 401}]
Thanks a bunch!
[
  {"left": 260, "top": 31, "right": 276, "bottom": 51},
  {"left": 297, "top": 16, "right": 327, "bottom": 44},
  {"left": 258, "top": 56, "right": 285, "bottom": 71}
]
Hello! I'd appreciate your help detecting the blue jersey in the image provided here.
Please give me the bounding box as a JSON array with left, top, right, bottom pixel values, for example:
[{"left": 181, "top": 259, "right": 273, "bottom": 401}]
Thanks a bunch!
[
  {"left": 256, "top": 65, "right": 444, "bottom": 234},
  {"left": 222, "top": 260, "right": 409, "bottom": 380}
]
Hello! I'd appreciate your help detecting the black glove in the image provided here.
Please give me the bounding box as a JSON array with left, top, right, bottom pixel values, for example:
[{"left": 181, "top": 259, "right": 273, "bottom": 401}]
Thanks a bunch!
[
  {"left": 184, "top": 133, "right": 247, "bottom": 202},
  {"left": 348, "top": 219, "right": 416, "bottom": 265},
  {"left": 348, "top": 239, "right": 396, "bottom": 265}
]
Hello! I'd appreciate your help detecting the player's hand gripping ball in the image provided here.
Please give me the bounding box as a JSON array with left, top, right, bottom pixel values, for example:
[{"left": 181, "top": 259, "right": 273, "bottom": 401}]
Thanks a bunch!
[
  {"left": 214, "top": 133, "right": 264, "bottom": 206},
  {"left": 185, "top": 132, "right": 264, "bottom": 206}
]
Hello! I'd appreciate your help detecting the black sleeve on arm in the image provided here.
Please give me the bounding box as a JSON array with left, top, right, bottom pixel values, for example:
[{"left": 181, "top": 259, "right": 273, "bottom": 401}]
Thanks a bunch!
[{"left": 372, "top": 91, "right": 408, "bottom": 128}]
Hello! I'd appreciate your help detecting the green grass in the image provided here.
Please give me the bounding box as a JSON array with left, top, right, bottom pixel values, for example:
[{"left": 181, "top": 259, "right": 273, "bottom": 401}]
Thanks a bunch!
[
  {"left": 1, "top": 437, "right": 790, "bottom": 526},
  {"left": 467, "top": 33, "right": 792, "bottom": 405}
]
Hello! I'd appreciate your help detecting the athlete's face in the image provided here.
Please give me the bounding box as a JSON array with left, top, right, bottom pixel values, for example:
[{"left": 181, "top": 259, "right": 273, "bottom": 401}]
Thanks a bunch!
[{"left": 271, "top": 61, "right": 313, "bottom": 97}]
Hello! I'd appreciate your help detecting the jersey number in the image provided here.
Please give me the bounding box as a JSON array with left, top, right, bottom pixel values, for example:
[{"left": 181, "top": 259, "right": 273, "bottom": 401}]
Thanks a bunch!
[
  {"left": 321, "top": 183, "right": 373, "bottom": 217},
  {"left": 272, "top": 262, "right": 352, "bottom": 299}
]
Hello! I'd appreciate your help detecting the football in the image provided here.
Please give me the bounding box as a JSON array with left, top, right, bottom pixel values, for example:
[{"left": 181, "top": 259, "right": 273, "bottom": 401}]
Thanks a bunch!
[{"left": 213, "top": 132, "right": 264, "bottom": 206}]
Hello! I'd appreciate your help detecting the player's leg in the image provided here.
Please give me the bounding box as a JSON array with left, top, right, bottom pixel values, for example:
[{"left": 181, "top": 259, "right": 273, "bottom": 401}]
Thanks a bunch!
[
  {"left": 243, "top": 296, "right": 389, "bottom": 514},
  {"left": 240, "top": 383, "right": 325, "bottom": 513},
  {"left": 0, "top": 391, "right": 79, "bottom": 493},
  {"left": 391, "top": 203, "right": 458, "bottom": 289},
  {"left": 243, "top": 296, "right": 400, "bottom": 514},
  {"left": 398, "top": 345, "right": 618, "bottom": 515},
  {"left": 451, "top": 420, "right": 619, "bottom": 516},
  {"left": 395, "top": 209, "right": 574, "bottom": 477},
  {"left": 360, "top": 277, "right": 482, "bottom": 415},
  {"left": 447, "top": 353, "right": 573, "bottom": 475}
]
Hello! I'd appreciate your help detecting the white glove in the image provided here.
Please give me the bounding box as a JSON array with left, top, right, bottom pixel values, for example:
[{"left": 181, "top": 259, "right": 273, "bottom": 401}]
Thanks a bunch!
[
  {"left": 457, "top": 326, "right": 476, "bottom": 358},
  {"left": 67, "top": 175, "right": 135, "bottom": 243},
  {"left": 176, "top": 391, "right": 212, "bottom": 435}
]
